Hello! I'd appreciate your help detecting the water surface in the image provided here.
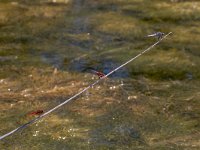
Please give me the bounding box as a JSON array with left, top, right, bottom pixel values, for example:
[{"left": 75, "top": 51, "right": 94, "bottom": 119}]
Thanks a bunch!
[{"left": 0, "top": 0, "right": 200, "bottom": 149}]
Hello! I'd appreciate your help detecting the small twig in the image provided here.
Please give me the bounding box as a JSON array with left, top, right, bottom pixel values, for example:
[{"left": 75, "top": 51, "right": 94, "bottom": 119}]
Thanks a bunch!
[{"left": 0, "top": 32, "right": 172, "bottom": 140}]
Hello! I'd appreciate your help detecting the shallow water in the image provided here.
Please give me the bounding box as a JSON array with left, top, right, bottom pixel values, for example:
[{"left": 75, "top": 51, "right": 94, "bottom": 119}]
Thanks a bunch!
[{"left": 0, "top": 0, "right": 200, "bottom": 149}]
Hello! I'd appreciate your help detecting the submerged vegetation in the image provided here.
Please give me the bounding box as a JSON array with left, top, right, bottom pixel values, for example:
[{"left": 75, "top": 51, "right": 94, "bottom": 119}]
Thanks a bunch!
[{"left": 0, "top": 0, "right": 199, "bottom": 149}]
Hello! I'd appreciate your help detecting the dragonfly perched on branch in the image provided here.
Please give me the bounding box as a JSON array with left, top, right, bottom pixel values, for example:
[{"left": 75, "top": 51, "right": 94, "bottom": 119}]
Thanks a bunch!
[
  {"left": 27, "top": 110, "right": 44, "bottom": 116},
  {"left": 84, "top": 67, "right": 106, "bottom": 79},
  {"left": 145, "top": 32, "right": 165, "bottom": 40}
]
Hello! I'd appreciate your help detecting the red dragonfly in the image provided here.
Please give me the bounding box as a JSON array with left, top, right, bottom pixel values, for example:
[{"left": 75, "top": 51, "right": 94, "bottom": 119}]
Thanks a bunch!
[
  {"left": 89, "top": 69, "right": 106, "bottom": 79},
  {"left": 27, "top": 110, "right": 44, "bottom": 116}
]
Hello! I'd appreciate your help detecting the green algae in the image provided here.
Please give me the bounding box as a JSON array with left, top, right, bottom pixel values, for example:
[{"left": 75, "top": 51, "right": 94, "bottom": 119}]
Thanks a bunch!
[{"left": 0, "top": 0, "right": 200, "bottom": 149}]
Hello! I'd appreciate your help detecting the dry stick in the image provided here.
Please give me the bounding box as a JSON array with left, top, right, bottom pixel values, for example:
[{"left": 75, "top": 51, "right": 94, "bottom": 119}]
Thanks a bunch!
[{"left": 0, "top": 32, "right": 172, "bottom": 140}]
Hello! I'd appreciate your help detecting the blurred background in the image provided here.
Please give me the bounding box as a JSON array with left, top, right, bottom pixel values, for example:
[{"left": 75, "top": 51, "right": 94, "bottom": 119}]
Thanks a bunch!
[{"left": 0, "top": 0, "right": 199, "bottom": 149}]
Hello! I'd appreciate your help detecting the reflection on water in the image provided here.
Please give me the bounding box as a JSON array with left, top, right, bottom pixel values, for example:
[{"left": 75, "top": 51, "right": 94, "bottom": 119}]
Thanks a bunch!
[
  {"left": 41, "top": 52, "right": 63, "bottom": 69},
  {"left": 70, "top": 58, "right": 129, "bottom": 78},
  {"left": 41, "top": 52, "right": 130, "bottom": 78}
]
